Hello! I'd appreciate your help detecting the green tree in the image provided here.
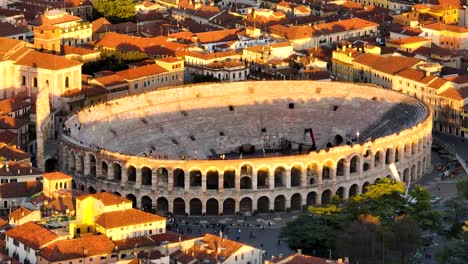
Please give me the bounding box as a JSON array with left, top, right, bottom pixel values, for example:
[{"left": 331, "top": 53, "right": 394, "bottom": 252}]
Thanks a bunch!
[
  {"left": 385, "top": 215, "right": 422, "bottom": 264},
  {"left": 436, "top": 233, "right": 468, "bottom": 264},
  {"left": 93, "top": 0, "right": 136, "bottom": 23},
  {"left": 456, "top": 179, "right": 468, "bottom": 199},
  {"left": 407, "top": 185, "right": 443, "bottom": 231}
]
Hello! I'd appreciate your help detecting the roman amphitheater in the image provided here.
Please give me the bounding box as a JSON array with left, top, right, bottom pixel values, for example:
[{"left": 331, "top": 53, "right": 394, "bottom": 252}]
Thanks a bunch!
[{"left": 60, "top": 81, "right": 432, "bottom": 216}]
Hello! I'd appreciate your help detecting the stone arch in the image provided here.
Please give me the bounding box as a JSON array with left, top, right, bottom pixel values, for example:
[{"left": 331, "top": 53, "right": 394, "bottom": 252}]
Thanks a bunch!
[
  {"left": 362, "top": 182, "right": 370, "bottom": 193},
  {"left": 350, "top": 155, "right": 360, "bottom": 174},
  {"left": 127, "top": 165, "right": 136, "bottom": 182},
  {"left": 404, "top": 141, "right": 412, "bottom": 158},
  {"left": 77, "top": 154, "right": 84, "bottom": 174},
  {"left": 157, "top": 168, "right": 168, "bottom": 187},
  {"left": 69, "top": 151, "right": 76, "bottom": 172},
  {"left": 336, "top": 186, "right": 345, "bottom": 200},
  {"left": 71, "top": 180, "right": 76, "bottom": 189},
  {"left": 257, "top": 167, "right": 269, "bottom": 189},
  {"left": 349, "top": 184, "right": 359, "bottom": 197},
  {"left": 100, "top": 189, "right": 106, "bottom": 193},
  {"left": 112, "top": 163, "right": 122, "bottom": 181},
  {"left": 417, "top": 160, "right": 422, "bottom": 179},
  {"left": 189, "top": 169, "right": 202, "bottom": 187},
  {"left": 290, "top": 193, "right": 302, "bottom": 211},
  {"left": 142, "top": 167, "right": 152, "bottom": 186},
  {"left": 141, "top": 196, "right": 152, "bottom": 211},
  {"left": 240, "top": 164, "right": 253, "bottom": 177},
  {"left": 374, "top": 150, "right": 383, "bottom": 167},
  {"left": 321, "top": 189, "right": 332, "bottom": 204},
  {"left": 173, "top": 198, "right": 186, "bottom": 216},
  {"left": 374, "top": 178, "right": 381, "bottom": 184},
  {"left": 87, "top": 153, "right": 97, "bottom": 177},
  {"left": 190, "top": 198, "right": 202, "bottom": 216},
  {"left": 322, "top": 160, "right": 333, "bottom": 180},
  {"left": 411, "top": 164, "right": 416, "bottom": 182},
  {"left": 126, "top": 194, "right": 137, "bottom": 208},
  {"left": 223, "top": 169, "right": 235, "bottom": 189},
  {"left": 240, "top": 176, "right": 252, "bottom": 189},
  {"left": 101, "top": 161, "right": 108, "bottom": 178},
  {"left": 206, "top": 169, "right": 219, "bottom": 190},
  {"left": 290, "top": 164, "right": 302, "bottom": 187},
  {"left": 307, "top": 191, "right": 317, "bottom": 205},
  {"left": 385, "top": 148, "right": 392, "bottom": 164},
  {"left": 206, "top": 198, "right": 219, "bottom": 216},
  {"left": 257, "top": 196, "right": 270, "bottom": 213},
  {"left": 88, "top": 186, "right": 96, "bottom": 194},
  {"left": 156, "top": 197, "right": 168, "bottom": 214},
  {"left": 274, "top": 195, "right": 286, "bottom": 212},
  {"left": 239, "top": 197, "right": 252, "bottom": 213},
  {"left": 79, "top": 184, "right": 85, "bottom": 191},
  {"left": 336, "top": 158, "right": 346, "bottom": 177},
  {"left": 307, "top": 162, "right": 320, "bottom": 185},
  {"left": 403, "top": 168, "right": 410, "bottom": 184},
  {"left": 113, "top": 191, "right": 121, "bottom": 196},
  {"left": 274, "top": 166, "right": 287, "bottom": 188},
  {"left": 395, "top": 145, "right": 403, "bottom": 162},
  {"left": 223, "top": 198, "right": 236, "bottom": 215},
  {"left": 412, "top": 139, "right": 418, "bottom": 155},
  {"left": 363, "top": 162, "right": 370, "bottom": 171},
  {"left": 173, "top": 168, "right": 185, "bottom": 188}
]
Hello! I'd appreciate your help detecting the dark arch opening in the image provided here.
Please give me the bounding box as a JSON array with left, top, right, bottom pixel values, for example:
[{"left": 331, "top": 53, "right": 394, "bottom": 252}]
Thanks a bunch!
[
  {"left": 173, "top": 169, "right": 185, "bottom": 188},
  {"left": 257, "top": 168, "right": 269, "bottom": 188},
  {"left": 173, "top": 198, "right": 185, "bottom": 216},
  {"left": 257, "top": 196, "right": 269, "bottom": 214},
  {"left": 334, "top": 134, "right": 343, "bottom": 146},
  {"left": 350, "top": 156, "right": 359, "bottom": 174},
  {"left": 239, "top": 197, "right": 252, "bottom": 213},
  {"left": 274, "top": 167, "right": 287, "bottom": 188},
  {"left": 223, "top": 198, "right": 235, "bottom": 215},
  {"left": 142, "top": 167, "right": 152, "bottom": 186},
  {"left": 307, "top": 192, "right": 316, "bottom": 205},
  {"left": 240, "top": 177, "right": 252, "bottom": 189},
  {"left": 336, "top": 187, "right": 345, "bottom": 200},
  {"left": 113, "top": 163, "right": 122, "bottom": 181},
  {"left": 321, "top": 189, "right": 332, "bottom": 204},
  {"left": 223, "top": 169, "right": 235, "bottom": 189},
  {"left": 157, "top": 197, "right": 168, "bottom": 214},
  {"left": 190, "top": 199, "right": 202, "bottom": 216},
  {"left": 45, "top": 158, "right": 58, "bottom": 172},
  {"left": 127, "top": 166, "right": 136, "bottom": 182},
  {"left": 206, "top": 170, "right": 219, "bottom": 190},
  {"left": 101, "top": 162, "right": 108, "bottom": 178},
  {"left": 157, "top": 168, "right": 168, "bottom": 187},
  {"left": 290, "top": 193, "right": 302, "bottom": 211},
  {"left": 206, "top": 198, "right": 219, "bottom": 216},
  {"left": 362, "top": 182, "right": 370, "bottom": 194},
  {"left": 88, "top": 186, "right": 96, "bottom": 194},
  {"left": 89, "top": 155, "right": 96, "bottom": 177},
  {"left": 190, "top": 170, "right": 202, "bottom": 187},
  {"left": 349, "top": 184, "right": 358, "bottom": 197},
  {"left": 274, "top": 195, "right": 286, "bottom": 212},
  {"left": 141, "top": 196, "right": 152, "bottom": 211},
  {"left": 336, "top": 159, "right": 345, "bottom": 176},
  {"left": 291, "top": 166, "right": 302, "bottom": 186},
  {"left": 126, "top": 194, "right": 137, "bottom": 208}
]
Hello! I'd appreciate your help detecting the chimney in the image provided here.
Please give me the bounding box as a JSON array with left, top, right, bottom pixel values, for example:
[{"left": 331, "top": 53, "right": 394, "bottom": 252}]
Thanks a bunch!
[
  {"left": 344, "top": 257, "right": 349, "bottom": 263},
  {"left": 297, "top": 249, "right": 302, "bottom": 255}
]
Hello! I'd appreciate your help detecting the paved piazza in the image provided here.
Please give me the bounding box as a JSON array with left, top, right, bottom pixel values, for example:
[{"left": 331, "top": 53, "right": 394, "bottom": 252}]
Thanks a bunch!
[{"left": 60, "top": 81, "right": 433, "bottom": 216}]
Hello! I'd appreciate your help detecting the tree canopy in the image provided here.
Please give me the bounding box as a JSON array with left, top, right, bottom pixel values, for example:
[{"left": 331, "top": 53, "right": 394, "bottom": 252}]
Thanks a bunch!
[{"left": 93, "top": 0, "right": 136, "bottom": 23}]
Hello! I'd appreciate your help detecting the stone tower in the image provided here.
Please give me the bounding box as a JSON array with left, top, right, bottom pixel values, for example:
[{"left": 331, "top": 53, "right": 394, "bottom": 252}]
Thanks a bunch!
[
  {"left": 34, "top": 24, "right": 61, "bottom": 54},
  {"left": 36, "top": 80, "right": 52, "bottom": 171}
]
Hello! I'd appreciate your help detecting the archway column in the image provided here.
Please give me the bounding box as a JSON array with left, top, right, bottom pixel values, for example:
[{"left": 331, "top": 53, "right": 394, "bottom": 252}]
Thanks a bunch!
[
  {"left": 286, "top": 169, "right": 291, "bottom": 189},
  {"left": 316, "top": 167, "right": 323, "bottom": 185},
  {"left": 252, "top": 174, "right": 257, "bottom": 191},
  {"left": 202, "top": 173, "right": 207, "bottom": 193},
  {"left": 342, "top": 188, "right": 349, "bottom": 199},
  {"left": 344, "top": 161, "right": 350, "bottom": 180},
  {"left": 285, "top": 197, "right": 291, "bottom": 210},
  {"left": 201, "top": 200, "right": 206, "bottom": 215},
  {"left": 235, "top": 173, "right": 240, "bottom": 192},
  {"left": 121, "top": 168, "right": 128, "bottom": 185},
  {"left": 301, "top": 168, "right": 307, "bottom": 187},
  {"left": 218, "top": 200, "right": 223, "bottom": 215},
  {"left": 184, "top": 170, "right": 190, "bottom": 192},
  {"left": 268, "top": 173, "right": 274, "bottom": 190},
  {"left": 369, "top": 157, "right": 375, "bottom": 170},
  {"left": 151, "top": 169, "right": 158, "bottom": 188},
  {"left": 234, "top": 199, "right": 239, "bottom": 214},
  {"left": 106, "top": 165, "right": 113, "bottom": 180},
  {"left": 218, "top": 173, "right": 224, "bottom": 193},
  {"left": 84, "top": 156, "right": 90, "bottom": 176},
  {"left": 136, "top": 168, "right": 142, "bottom": 188},
  {"left": 76, "top": 156, "right": 83, "bottom": 175},
  {"left": 96, "top": 159, "right": 102, "bottom": 178},
  {"left": 168, "top": 170, "right": 174, "bottom": 193},
  {"left": 168, "top": 201, "right": 174, "bottom": 214}
]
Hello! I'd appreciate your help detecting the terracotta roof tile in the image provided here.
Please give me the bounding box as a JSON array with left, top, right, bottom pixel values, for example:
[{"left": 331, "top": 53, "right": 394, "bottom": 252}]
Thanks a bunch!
[
  {"left": 188, "top": 234, "right": 244, "bottom": 262},
  {"left": 0, "top": 144, "right": 31, "bottom": 161},
  {"left": 95, "top": 209, "right": 165, "bottom": 229},
  {"left": 15, "top": 50, "right": 82, "bottom": 70},
  {"left": 353, "top": 53, "right": 384, "bottom": 67},
  {"left": 39, "top": 234, "right": 114, "bottom": 262},
  {"left": 271, "top": 253, "right": 329, "bottom": 263},
  {"left": 0, "top": 181, "right": 42, "bottom": 198},
  {"left": 428, "top": 78, "right": 448, "bottom": 89},
  {"left": 92, "top": 74, "right": 128, "bottom": 87},
  {"left": 43, "top": 171, "right": 72, "bottom": 181},
  {"left": 0, "top": 22, "right": 29, "bottom": 37},
  {"left": 0, "top": 116, "right": 28, "bottom": 129},
  {"left": 313, "top": 18, "right": 378, "bottom": 36},
  {"left": 116, "top": 64, "right": 167, "bottom": 80},
  {"left": 438, "top": 87, "right": 463, "bottom": 100},
  {"left": 372, "top": 56, "right": 421, "bottom": 75},
  {"left": 113, "top": 236, "right": 157, "bottom": 250},
  {"left": 387, "top": 36, "right": 430, "bottom": 45},
  {"left": 422, "top": 22, "right": 468, "bottom": 33},
  {"left": 9, "top": 207, "right": 33, "bottom": 223},
  {"left": 195, "top": 29, "right": 239, "bottom": 44},
  {"left": 45, "top": 196, "right": 75, "bottom": 214},
  {"left": 149, "top": 232, "right": 193, "bottom": 244},
  {"left": 76, "top": 192, "right": 131, "bottom": 206},
  {"left": 5, "top": 222, "right": 58, "bottom": 249},
  {"left": 0, "top": 131, "right": 17, "bottom": 145},
  {"left": 0, "top": 97, "right": 31, "bottom": 115},
  {"left": 396, "top": 68, "right": 437, "bottom": 84}
]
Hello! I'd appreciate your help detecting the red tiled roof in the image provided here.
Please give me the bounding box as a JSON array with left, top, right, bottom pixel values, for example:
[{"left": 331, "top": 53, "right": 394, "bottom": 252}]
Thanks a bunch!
[
  {"left": 396, "top": 68, "right": 437, "bottom": 84},
  {"left": 422, "top": 22, "right": 468, "bottom": 33},
  {"left": 387, "top": 36, "right": 430, "bottom": 45},
  {"left": 439, "top": 87, "right": 463, "bottom": 100},
  {"left": 0, "top": 97, "right": 31, "bottom": 115},
  {"left": 92, "top": 74, "right": 127, "bottom": 87},
  {"left": 39, "top": 234, "right": 114, "bottom": 262},
  {"left": 43, "top": 171, "right": 72, "bottom": 181},
  {"left": 95, "top": 209, "right": 165, "bottom": 229},
  {"left": 0, "top": 181, "right": 42, "bottom": 198},
  {"left": 313, "top": 18, "right": 378, "bottom": 36},
  {"left": 5, "top": 222, "right": 58, "bottom": 249},
  {"left": 195, "top": 29, "right": 240, "bottom": 44},
  {"left": 116, "top": 64, "right": 167, "bottom": 80},
  {"left": 0, "top": 131, "right": 17, "bottom": 145},
  {"left": 187, "top": 234, "right": 244, "bottom": 262},
  {"left": 45, "top": 196, "right": 75, "bottom": 214},
  {"left": 149, "top": 232, "right": 193, "bottom": 245},
  {"left": 0, "top": 116, "right": 28, "bottom": 129},
  {"left": 0, "top": 144, "right": 31, "bottom": 161},
  {"left": 15, "top": 50, "right": 82, "bottom": 70},
  {"left": 428, "top": 77, "right": 448, "bottom": 89},
  {"left": 76, "top": 192, "right": 131, "bottom": 206},
  {"left": 271, "top": 253, "right": 329, "bottom": 263},
  {"left": 372, "top": 56, "right": 421, "bottom": 75},
  {"left": 353, "top": 53, "right": 384, "bottom": 66},
  {"left": 113, "top": 236, "right": 157, "bottom": 250},
  {"left": 9, "top": 207, "right": 33, "bottom": 223}
]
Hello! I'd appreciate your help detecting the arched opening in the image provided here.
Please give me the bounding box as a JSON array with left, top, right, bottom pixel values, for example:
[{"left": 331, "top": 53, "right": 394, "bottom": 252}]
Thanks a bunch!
[
  {"left": 336, "top": 187, "right": 345, "bottom": 200},
  {"left": 403, "top": 168, "right": 410, "bottom": 185},
  {"left": 100, "top": 189, "right": 106, "bottom": 193},
  {"left": 141, "top": 196, "right": 152, "bottom": 211},
  {"left": 385, "top": 148, "right": 391, "bottom": 164},
  {"left": 206, "top": 198, "right": 219, "bottom": 216},
  {"left": 274, "top": 195, "right": 286, "bottom": 212},
  {"left": 223, "top": 169, "right": 235, "bottom": 189},
  {"left": 404, "top": 143, "right": 411, "bottom": 158},
  {"left": 257, "top": 167, "right": 269, "bottom": 189},
  {"left": 412, "top": 141, "right": 417, "bottom": 155},
  {"left": 173, "top": 169, "right": 185, "bottom": 188},
  {"left": 290, "top": 193, "right": 302, "bottom": 211},
  {"left": 336, "top": 159, "right": 346, "bottom": 177},
  {"left": 206, "top": 170, "right": 219, "bottom": 190},
  {"left": 71, "top": 180, "right": 76, "bottom": 189},
  {"left": 173, "top": 198, "right": 185, "bottom": 216},
  {"left": 223, "top": 198, "right": 235, "bottom": 215},
  {"left": 157, "top": 168, "right": 168, "bottom": 187},
  {"left": 127, "top": 166, "right": 136, "bottom": 182},
  {"left": 45, "top": 158, "right": 58, "bottom": 172},
  {"left": 290, "top": 165, "right": 302, "bottom": 187},
  {"left": 189, "top": 198, "right": 202, "bottom": 215},
  {"left": 240, "top": 164, "right": 253, "bottom": 177},
  {"left": 88, "top": 186, "right": 96, "bottom": 194},
  {"left": 190, "top": 170, "right": 202, "bottom": 187},
  {"left": 156, "top": 197, "right": 168, "bottom": 214},
  {"left": 80, "top": 184, "right": 85, "bottom": 191},
  {"left": 77, "top": 155, "right": 84, "bottom": 174},
  {"left": 374, "top": 151, "right": 382, "bottom": 167},
  {"left": 257, "top": 196, "right": 270, "bottom": 214},
  {"left": 322, "top": 164, "right": 331, "bottom": 180},
  {"left": 126, "top": 194, "right": 137, "bottom": 208},
  {"left": 239, "top": 197, "right": 252, "bottom": 213},
  {"left": 88, "top": 154, "right": 96, "bottom": 177},
  {"left": 321, "top": 189, "right": 332, "bottom": 204},
  {"left": 69, "top": 152, "right": 76, "bottom": 172},
  {"left": 240, "top": 177, "right": 252, "bottom": 189},
  {"left": 142, "top": 167, "right": 152, "bottom": 186},
  {"left": 395, "top": 147, "right": 400, "bottom": 162},
  {"left": 307, "top": 191, "right": 317, "bottom": 205},
  {"left": 113, "top": 192, "right": 121, "bottom": 196},
  {"left": 113, "top": 163, "right": 122, "bottom": 181},
  {"left": 374, "top": 178, "right": 381, "bottom": 184},
  {"left": 362, "top": 182, "right": 370, "bottom": 193},
  {"left": 274, "top": 167, "right": 287, "bottom": 188},
  {"left": 349, "top": 184, "right": 358, "bottom": 197},
  {"left": 307, "top": 163, "right": 319, "bottom": 185},
  {"left": 101, "top": 162, "right": 108, "bottom": 178},
  {"left": 363, "top": 162, "right": 369, "bottom": 171},
  {"left": 411, "top": 165, "right": 416, "bottom": 182},
  {"left": 334, "top": 134, "right": 343, "bottom": 146},
  {"left": 350, "top": 155, "right": 359, "bottom": 174}
]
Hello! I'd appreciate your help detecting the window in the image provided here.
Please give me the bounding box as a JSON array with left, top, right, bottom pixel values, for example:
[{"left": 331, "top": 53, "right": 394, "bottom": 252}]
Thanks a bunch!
[
  {"left": 134, "top": 83, "right": 138, "bottom": 89},
  {"left": 261, "top": 128, "right": 266, "bottom": 133},
  {"left": 219, "top": 131, "right": 225, "bottom": 136},
  {"left": 229, "top": 105, "right": 234, "bottom": 111},
  {"left": 33, "top": 78, "right": 37, "bottom": 88},
  {"left": 22, "top": 76, "right": 26, "bottom": 85},
  {"left": 289, "top": 103, "right": 294, "bottom": 109},
  {"left": 65, "top": 77, "right": 69, "bottom": 88}
]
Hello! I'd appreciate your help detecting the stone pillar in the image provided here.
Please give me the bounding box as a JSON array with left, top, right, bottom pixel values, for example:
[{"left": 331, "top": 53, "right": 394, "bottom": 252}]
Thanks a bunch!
[
  {"left": 184, "top": 170, "right": 190, "bottom": 192},
  {"left": 107, "top": 164, "right": 113, "bottom": 180},
  {"left": 201, "top": 200, "right": 206, "bottom": 215},
  {"left": 316, "top": 167, "right": 323, "bottom": 185},
  {"left": 135, "top": 197, "right": 141, "bottom": 209},
  {"left": 252, "top": 199, "right": 258, "bottom": 211},
  {"left": 342, "top": 189, "right": 349, "bottom": 200},
  {"left": 76, "top": 156, "right": 83, "bottom": 175},
  {"left": 285, "top": 197, "right": 291, "bottom": 210},
  {"left": 152, "top": 169, "right": 158, "bottom": 188},
  {"left": 301, "top": 168, "right": 307, "bottom": 187},
  {"left": 84, "top": 156, "right": 90, "bottom": 176},
  {"left": 96, "top": 160, "right": 102, "bottom": 178},
  {"left": 268, "top": 173, "right": 274, "bottom": 190},
  {"left": 121, "top": 167, "right": 128, "bottom": 185},
  {"left": 252, "top": 175, "right": 257, "bottom": 191},
  {"left": 136, "top": 168, "right": 142, "bottom": 187},
  {"left": 168, "top": 170, "right": 174, "bottom": 193},
  {"left": 218, "top": 200, "right": 223, "bottom": 215},
  {"left": 369, "top": 157, "right": 375, "bottom": 170},
  {"left": 235, "top": 173, "right": 240, "bottom": 192},
  {"left": 201, "top": 172, "right": 206, "bottom": 193},
  {"left": 357, "top": 158, "right": 363, "bottom": 175},
  {"left": 286, "top": 169, "right": 291, "bottom": 189},
  {"left": 344, "top": 161, "right": 350, "bottom": 180},
  {"left": 168, "top": 200, "right": 174, "bottom": 213},
  {"left": 234, "top": 199, "right": 239, "bottom": 214},
  {"left": 219, "top": 173, "right": 224, "bottom": 193}
]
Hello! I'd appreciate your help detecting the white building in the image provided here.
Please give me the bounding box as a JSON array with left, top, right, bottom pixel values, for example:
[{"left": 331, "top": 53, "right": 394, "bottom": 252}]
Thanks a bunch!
[{"left": 203, "top": 60, "right": 249, "bottom": 81}]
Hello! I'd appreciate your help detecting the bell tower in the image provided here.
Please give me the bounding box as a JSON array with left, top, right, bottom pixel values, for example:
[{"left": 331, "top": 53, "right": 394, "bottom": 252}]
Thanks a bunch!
[{"left": 34, "top": 24, "right": 61, "bottom": 54}]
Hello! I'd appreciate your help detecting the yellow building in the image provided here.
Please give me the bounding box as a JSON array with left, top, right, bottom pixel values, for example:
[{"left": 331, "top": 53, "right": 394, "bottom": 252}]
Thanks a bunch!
[
  {"left": 386, "top": 36, "right": 431, "bottom": 52},
  {"left": 353, "top": 0, "right": 389, "bottom": 9},
  {"left": 42, "top": 171, "right": 72, "bottom": 198},
  {"left": 70, "top": 192, "right": 166, "bottom": 240},
  {"left": 426, "top": 4, "right": 459, "bottom": 25}
]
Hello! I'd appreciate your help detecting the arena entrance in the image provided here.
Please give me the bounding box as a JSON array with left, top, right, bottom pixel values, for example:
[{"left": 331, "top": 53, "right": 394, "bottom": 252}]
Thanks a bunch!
[{"left": 45, "top": 158, "right": 58, "bottom": 172}]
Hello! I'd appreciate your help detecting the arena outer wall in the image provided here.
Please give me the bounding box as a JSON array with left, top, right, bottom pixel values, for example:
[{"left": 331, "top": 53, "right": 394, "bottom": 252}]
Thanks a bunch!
[{"left": 59, "top": 81, "right": 433, "bottom": 216}]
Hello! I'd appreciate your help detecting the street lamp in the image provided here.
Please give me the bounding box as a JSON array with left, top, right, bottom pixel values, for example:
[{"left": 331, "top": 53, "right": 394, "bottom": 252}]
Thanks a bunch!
[{"left": 356, "top": 131, "right": 360, "bottom": 143}]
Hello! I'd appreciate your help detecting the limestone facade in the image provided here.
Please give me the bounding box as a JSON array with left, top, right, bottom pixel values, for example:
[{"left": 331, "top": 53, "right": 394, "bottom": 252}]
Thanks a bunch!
[{"left": 60, "top": 81, "right": 433, "bottom": 216}]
